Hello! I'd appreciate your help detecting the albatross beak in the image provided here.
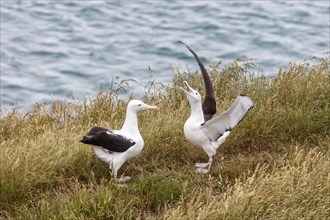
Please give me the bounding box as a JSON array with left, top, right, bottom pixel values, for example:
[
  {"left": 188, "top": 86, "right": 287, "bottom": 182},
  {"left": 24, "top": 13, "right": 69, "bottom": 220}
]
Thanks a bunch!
[
  {"left": 180, "top": 81, "right": 194, "bottom": 94},
  {"left": 145, "top": 104, "right": 159, "bottom": 111}
]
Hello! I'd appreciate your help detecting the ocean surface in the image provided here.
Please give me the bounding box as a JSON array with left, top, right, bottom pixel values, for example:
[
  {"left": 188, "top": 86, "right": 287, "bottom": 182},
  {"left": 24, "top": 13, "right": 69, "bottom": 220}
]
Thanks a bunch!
[{"left": 1, "top": 1, "right": 329, "bottom": 111}]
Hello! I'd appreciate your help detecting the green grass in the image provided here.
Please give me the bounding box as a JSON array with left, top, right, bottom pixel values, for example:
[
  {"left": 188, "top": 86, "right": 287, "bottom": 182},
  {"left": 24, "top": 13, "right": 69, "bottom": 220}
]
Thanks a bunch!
[{"left": 1, "top": 56, "right": 329, "bottom": 219}]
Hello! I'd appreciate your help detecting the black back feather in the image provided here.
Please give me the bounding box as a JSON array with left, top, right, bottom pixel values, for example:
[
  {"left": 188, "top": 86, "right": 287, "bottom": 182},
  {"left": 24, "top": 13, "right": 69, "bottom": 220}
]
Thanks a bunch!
[{"left": 80, "top": 127, "right": 135, "bottom": 153}]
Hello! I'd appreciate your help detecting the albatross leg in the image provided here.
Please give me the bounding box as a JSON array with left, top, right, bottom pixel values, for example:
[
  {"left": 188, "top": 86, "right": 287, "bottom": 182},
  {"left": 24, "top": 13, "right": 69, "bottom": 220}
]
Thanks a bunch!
[
  {"left": 207, "top": 156, "right": 213, "bottom": 171},
  {"left": 196, "top": 146, "right": 215, "bottom": 173},
  {"left": 195, "top": 155, "right": 213, "bottom": 173},
  {"left": 111, "top": 158, "right": 128, "bottom": 182},
  {"left": 195, "top": 158, "right": 213, "bottom": 173}
]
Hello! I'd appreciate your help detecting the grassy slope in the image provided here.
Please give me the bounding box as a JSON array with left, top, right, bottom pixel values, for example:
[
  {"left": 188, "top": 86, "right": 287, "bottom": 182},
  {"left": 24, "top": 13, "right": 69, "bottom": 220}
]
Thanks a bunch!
[{"left": 0, "top": 57, "right": 329, "bottom": 219}]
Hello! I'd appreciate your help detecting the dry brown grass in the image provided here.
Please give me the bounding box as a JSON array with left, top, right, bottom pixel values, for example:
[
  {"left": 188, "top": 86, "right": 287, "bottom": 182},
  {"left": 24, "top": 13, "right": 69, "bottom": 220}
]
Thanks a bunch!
[{"left": 0, "top": 56, "right": 329, "bottom": 219}]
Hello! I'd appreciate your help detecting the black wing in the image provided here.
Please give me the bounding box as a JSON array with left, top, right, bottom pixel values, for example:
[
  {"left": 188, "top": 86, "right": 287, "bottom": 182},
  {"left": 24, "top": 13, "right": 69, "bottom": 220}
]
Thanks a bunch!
[
  {"left": 179, "top": 41, "right": 216, "bottom": 122},
  {"left": 84, "top": 126, "right": 109, "bottom": 135},
  {"left": 80, "top": 127, "right": 135, "bottom": 153}
]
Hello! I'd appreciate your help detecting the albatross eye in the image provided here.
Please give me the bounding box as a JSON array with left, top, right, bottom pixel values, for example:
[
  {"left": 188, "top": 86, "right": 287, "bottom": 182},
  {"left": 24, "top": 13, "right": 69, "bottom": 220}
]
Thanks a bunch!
[{"left": 138, "top": 104, "right": 141, "bottom": 106}]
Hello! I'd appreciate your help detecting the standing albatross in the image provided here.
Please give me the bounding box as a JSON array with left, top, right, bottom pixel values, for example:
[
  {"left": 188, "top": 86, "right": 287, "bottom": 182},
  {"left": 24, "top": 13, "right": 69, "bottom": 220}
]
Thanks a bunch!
[
  {"left": 80, "top": 100, "right": 158, "bottom": 182},
  {"left": 179, "top": 41, "right": 254, "bottom": 173}
]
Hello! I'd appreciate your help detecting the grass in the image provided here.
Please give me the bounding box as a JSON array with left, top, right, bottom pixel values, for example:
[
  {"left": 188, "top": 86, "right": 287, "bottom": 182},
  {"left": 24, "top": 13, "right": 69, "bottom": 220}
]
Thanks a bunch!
[{"left": 0, "top": 55, "right": 329, "bottom": 219}]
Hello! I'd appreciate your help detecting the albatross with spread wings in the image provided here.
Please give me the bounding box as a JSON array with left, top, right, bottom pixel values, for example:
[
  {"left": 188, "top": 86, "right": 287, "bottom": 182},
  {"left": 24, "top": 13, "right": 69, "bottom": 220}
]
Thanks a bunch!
[
  {"left": 179, "top": 41, "right": 254, "bottom": 173},
  {"left": 80, "top": 100, "right": 158, "bottom": 182}
]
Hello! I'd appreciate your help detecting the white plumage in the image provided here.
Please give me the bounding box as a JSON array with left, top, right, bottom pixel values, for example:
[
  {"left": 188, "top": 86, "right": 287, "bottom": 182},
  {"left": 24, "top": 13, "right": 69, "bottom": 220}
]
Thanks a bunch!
[
  {"left": 181, "top": 81, "right": 254, "bottom": 173},
  {"left": 80, "top": 100, "right": 158, "bottom": 182},
  {"left": 179, "top": 42, "right": 254, "bottom": 173}
]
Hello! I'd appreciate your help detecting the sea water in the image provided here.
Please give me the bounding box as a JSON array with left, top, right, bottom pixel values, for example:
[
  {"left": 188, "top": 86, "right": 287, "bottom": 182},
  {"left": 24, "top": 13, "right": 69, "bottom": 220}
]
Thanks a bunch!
[{"left": 1, "top": 1, "right": 329, "bottom": 111}]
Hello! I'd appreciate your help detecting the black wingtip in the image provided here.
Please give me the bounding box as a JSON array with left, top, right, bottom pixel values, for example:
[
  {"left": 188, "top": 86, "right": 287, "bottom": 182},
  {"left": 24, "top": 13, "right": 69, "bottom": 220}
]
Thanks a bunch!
[{"left": 178, "top": 41, "right": 189, "bottom": 48}]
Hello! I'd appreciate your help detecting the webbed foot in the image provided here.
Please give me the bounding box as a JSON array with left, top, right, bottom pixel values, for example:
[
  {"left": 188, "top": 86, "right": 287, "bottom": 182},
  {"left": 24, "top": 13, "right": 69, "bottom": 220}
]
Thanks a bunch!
[
  {"left": 195, "top": 162, "right": 210, "bottom": 168},
  {"left": 196, "top": 167, "right": 209, "bottom": 173},
  {"left": 117, "top": 176, "right": 131, "bottom": 183}
]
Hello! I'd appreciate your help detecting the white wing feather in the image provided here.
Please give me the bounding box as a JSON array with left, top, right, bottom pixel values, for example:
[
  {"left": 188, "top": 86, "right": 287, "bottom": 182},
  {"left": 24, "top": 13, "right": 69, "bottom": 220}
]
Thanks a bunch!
[{"left": 201, "top": 95, "right": 254, "bottom": 141}]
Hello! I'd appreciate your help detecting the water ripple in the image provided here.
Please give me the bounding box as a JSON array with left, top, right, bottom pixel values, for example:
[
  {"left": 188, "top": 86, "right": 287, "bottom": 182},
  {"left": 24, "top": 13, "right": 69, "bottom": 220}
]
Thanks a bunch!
[{"left": 1, "top": 1, "right": 329, "bottom": 110}]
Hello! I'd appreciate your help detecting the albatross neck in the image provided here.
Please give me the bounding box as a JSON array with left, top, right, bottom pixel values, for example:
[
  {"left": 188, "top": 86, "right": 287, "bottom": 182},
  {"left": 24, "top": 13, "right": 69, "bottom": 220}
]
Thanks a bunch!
[
  {"left": 189, "top": 101, "right": 204, "bottom": 122},
  {"left": 121, "top": 109, "right": 139, "bottom": 134}
]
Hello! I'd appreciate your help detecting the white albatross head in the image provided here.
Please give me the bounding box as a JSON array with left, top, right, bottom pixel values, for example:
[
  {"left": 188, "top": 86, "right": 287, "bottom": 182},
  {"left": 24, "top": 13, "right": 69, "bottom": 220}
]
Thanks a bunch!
[
  {"left": 180, "top": 81, "right": 202, "bottom": 104},
  {"left": 127, "top": 100, "right": 159, "bottom": 113}
]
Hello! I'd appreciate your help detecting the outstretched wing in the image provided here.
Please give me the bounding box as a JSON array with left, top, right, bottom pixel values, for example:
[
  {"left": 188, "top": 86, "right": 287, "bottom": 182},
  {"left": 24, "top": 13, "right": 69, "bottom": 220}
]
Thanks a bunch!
[
  {"left": 201, "top": 95, "right": 254, "bottom": 141},
  {"left": 179, "top": 41, "right": 216, "bottom": 122},
  {"left": 80, "top": 127, "right": 135, "bottom": 153}
]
